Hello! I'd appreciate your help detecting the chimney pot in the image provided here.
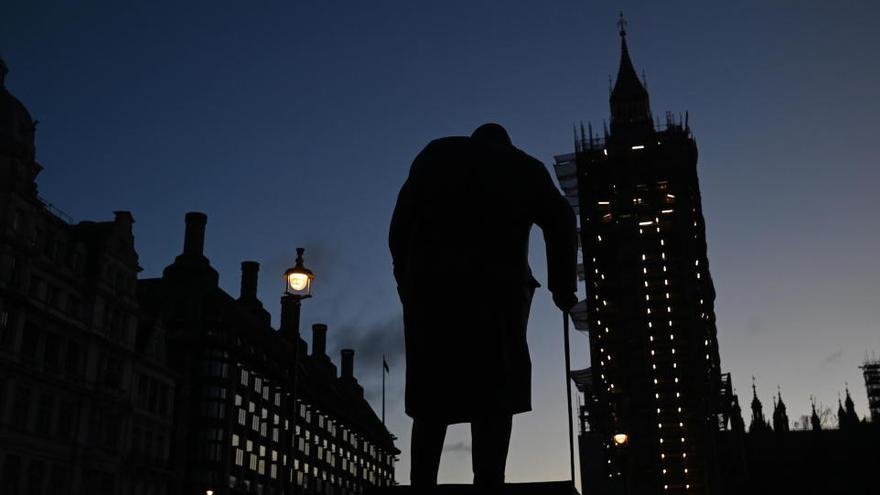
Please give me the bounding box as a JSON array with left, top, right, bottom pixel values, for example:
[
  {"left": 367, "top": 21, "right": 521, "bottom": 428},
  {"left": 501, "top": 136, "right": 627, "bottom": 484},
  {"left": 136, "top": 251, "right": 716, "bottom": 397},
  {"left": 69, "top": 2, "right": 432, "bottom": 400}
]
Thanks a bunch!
[
  {"left": 183, "top": 212, "right": 208, "bottom": 256},
  {"left": 113, "top": 211, "right": 134, "bottom": 225},
  {"left": 341, "top": 349, "right": 354, "bottom": 379},
  {"left": 312, "top": 324, "right": 327, "bottom": 357},
  {"left": 240, "top": 261, "right": 260, "bottom": 301}
]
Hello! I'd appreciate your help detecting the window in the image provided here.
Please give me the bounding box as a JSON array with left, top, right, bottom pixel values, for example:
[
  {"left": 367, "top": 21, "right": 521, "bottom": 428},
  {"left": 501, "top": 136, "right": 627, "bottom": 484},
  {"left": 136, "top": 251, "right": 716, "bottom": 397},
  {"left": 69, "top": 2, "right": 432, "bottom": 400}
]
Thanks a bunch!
[
  {"left": 65, "top": 342, "right": 81, "bottom": 377},
  {"left": 12, "top": 385, "right": 32, "bottom": 429},
  {"left": 57, "top": 401, "right": 75, "bottom": 438},
  {"left": 0, "top": 310, "right": 13, "bottom": 347},
  {"left": 44, "top": 335, "right": 60, "bottom": 372},
  {"left": 20, "top": 326, "right": 40, "bottom": 361},
  {"left": 36, "top": 394, "right": 54, "bottom": 432}
]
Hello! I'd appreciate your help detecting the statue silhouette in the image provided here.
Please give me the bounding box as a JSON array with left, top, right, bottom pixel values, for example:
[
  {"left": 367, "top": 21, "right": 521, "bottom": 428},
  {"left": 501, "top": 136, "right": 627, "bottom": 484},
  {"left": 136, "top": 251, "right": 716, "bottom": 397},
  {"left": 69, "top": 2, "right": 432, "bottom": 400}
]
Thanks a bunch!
[{"left": 389, "top": 123, "right": 578, "bottom": 490}]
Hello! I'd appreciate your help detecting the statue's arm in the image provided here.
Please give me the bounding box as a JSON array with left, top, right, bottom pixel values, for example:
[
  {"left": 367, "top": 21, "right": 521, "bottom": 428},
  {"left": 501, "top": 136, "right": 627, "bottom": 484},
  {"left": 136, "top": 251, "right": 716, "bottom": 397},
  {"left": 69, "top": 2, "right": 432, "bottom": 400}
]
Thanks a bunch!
[{"left": 531, "top": 160, "right": 578, "bottom": 296}]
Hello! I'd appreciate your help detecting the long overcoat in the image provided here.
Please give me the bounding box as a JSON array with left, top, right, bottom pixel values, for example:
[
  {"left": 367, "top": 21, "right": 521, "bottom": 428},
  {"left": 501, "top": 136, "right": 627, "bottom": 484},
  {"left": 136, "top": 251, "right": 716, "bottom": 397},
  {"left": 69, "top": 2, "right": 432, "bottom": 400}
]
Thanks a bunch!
[{"left": 389, "top": 136, "right": 577, "bottom": 424}]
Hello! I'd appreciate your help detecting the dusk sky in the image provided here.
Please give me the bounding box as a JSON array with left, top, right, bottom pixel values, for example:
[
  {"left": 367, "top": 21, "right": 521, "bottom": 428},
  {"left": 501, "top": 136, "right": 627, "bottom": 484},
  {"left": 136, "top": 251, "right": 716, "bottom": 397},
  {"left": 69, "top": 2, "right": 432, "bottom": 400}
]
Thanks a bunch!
[{"left": 3, "top": 0, "right": 879, "bottom": 486}]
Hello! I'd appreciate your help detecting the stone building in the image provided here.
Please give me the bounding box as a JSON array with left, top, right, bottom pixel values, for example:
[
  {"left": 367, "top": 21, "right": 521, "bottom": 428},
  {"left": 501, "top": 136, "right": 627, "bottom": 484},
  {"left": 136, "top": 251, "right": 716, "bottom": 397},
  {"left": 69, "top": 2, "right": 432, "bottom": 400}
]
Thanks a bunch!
[
  {"left": 0, "top": 58, "right": 176, "bottom": 494},
  {"left": 0, "top": 56, "right": 396, "bottom": 495},
  {"left": 139, "top": 212, "right": 398, "bottom": 495}
]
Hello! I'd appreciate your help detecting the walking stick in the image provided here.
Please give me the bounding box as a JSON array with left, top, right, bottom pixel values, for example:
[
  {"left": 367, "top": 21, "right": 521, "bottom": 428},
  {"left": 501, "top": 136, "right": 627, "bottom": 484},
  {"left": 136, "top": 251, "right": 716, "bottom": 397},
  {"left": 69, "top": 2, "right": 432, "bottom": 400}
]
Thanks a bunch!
[{"left": 562, "top": 310, "right": 576, "bottom": 485}]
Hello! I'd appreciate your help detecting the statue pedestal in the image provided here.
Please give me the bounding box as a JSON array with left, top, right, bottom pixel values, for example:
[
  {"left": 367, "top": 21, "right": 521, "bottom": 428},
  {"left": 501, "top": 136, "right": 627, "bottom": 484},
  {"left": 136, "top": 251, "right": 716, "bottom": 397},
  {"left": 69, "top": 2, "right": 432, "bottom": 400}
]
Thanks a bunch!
[{"left": 366, "top": 481, "right": 579, "bottom": 495}]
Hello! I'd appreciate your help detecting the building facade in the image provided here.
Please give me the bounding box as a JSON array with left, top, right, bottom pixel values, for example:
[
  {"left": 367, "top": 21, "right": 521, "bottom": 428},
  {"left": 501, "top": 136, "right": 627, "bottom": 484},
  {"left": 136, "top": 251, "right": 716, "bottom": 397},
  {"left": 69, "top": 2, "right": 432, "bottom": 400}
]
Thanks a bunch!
[
  {"left": 0, "top": 57, "right": 397, "bottom": 495},
  {"left": 554, "top": 21, "right": 736, "bottom": 495},
  {"left": 139, "top": 213, "right": 398, "bottom": 495},
  {"left": 0, "top": 59, "right": 177, "bottom": 494},
  {"left": 861, "top": 359, "right": 880, "bottom": 423}
]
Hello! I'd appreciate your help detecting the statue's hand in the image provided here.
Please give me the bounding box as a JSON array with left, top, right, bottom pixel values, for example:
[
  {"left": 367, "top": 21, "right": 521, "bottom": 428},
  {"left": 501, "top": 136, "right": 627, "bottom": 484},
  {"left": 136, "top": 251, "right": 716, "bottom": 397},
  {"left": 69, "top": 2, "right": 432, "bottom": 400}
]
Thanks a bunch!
[{"left": 552, "top": 291, "right": 578, "bottom": 312}]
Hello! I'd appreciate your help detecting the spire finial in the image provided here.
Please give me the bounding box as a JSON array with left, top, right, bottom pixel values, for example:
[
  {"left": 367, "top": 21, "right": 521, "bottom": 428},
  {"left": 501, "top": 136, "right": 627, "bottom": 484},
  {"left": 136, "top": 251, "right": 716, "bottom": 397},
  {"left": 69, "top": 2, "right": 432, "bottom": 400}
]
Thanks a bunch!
[{"left": 617, "top": 11, "right": 627, "bottom": 37}]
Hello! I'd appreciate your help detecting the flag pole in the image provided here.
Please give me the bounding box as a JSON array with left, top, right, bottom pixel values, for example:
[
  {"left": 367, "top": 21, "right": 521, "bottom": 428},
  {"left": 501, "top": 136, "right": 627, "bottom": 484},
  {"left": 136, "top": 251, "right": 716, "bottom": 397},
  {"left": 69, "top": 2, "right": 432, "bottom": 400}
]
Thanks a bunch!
[
  {"left": 563, "top": 310, "right": 576, "bottom": 484},
  {"left": 382, "top": 355, "right": 386, "bottom": 425}
]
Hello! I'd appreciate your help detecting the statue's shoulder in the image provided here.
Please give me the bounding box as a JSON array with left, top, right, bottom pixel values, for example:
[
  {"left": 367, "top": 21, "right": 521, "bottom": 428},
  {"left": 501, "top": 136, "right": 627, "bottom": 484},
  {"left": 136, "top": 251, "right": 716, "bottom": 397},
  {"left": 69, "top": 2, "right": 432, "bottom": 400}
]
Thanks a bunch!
[
  {"left": 410, "top": 136, "right": 471, "bottom": 174},
  {"left": 421, "top": 136, "right": 470, "bottom": 155}
]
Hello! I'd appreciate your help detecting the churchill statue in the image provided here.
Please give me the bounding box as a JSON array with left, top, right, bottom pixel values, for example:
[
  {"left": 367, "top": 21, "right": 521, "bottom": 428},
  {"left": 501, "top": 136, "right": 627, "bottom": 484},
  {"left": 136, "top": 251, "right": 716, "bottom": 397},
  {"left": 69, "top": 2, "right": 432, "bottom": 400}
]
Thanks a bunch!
[{"left": 389, "top": 123, "right": 578, "bottom": 491}]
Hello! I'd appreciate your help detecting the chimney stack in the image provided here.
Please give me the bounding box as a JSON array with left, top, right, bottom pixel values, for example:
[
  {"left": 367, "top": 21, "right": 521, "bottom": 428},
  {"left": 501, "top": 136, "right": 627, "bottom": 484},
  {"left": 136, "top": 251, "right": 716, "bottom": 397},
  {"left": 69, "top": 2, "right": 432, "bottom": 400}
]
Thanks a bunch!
[
  {"left": 312, "top": 324, "right": 327, "bottom": 358},
  {"left": 183, "top": 212, "right": 207, "bottom": 256},
  {"left": 113, "top": 210, "right": 134, "bottom": 227},
  {"left": 239, "top": 261, "right": 260, "bottom": 301},
  {"left": 341, "top": 349, "right": 355, "bottom": 380}
]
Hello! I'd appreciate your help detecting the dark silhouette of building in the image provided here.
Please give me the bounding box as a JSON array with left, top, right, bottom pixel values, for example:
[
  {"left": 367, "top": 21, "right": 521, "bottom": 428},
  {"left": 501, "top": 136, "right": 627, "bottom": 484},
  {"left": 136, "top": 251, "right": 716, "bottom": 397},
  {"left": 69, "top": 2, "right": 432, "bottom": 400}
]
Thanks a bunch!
[
  {"left": 0, "top": 58, "right": 176, "bottom": 494},
  {"left": 554, "top": 17, "right": 736, "bottom": 495},
  {"left": 0, "top": 57, "right": 397, "bottom": 495},
  {"left": 771, "top": 389, "right": 789, "bottom": 434},
  {"left": 139, "top": 213, "right": 398, "bottom": 495},
  {"left": 861, "top": 359, "right": 880, "bottom": 423},
  {"left": 748, "top": 380, "right": 770, "bottom": 434},
  {"left": 738, "top": 382, "right": 879, "bottom": 494}
]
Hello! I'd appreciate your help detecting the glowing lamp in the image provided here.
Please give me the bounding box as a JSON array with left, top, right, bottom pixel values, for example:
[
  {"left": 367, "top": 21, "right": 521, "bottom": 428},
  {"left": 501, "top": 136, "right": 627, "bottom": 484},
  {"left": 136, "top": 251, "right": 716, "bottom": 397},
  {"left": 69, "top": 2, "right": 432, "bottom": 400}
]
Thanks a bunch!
[
  {"left": 283, "top": 247, "right": 314, "bottom": 297},
  {"left": 613, "top": 433, "right": 629, "bottom": 446},
  {"left": 288, "top": 272, "right": 310, "bottom": 291}
]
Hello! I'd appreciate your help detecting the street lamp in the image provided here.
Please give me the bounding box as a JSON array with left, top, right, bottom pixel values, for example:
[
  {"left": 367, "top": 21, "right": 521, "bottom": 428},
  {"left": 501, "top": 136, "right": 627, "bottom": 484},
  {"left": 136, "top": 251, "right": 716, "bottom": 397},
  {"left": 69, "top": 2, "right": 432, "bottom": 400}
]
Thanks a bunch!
[
  {"left": 283, "top": 248, "right": 314, "bottom": 299},
  {"left": 281, "top": 247, "right": 315, "bottom": 494},
  {"left": 612, "top": 432, "right": 630, "bottom": 494}
]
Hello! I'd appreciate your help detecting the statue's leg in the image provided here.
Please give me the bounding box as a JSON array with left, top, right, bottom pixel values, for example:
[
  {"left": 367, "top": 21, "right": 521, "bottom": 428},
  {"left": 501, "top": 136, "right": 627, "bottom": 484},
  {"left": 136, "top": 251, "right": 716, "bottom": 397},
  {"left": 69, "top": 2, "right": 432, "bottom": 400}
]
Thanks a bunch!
[
  {"left": 471, "top": 414, "right": 512, "bottom": 490},
  {"left": 411, "top": 419, "right": 447, "bottom": 487}
]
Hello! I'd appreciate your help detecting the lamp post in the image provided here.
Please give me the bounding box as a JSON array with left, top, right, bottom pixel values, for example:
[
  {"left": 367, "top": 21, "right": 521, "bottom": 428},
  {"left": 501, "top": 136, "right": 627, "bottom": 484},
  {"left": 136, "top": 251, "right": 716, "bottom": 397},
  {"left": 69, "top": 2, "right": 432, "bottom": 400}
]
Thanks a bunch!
[
  {"left": 281, "top": 247, "right": 314, "bottom": 494},
  {"left": 612, "top": 432, "right": 630, "bottom": 495}
]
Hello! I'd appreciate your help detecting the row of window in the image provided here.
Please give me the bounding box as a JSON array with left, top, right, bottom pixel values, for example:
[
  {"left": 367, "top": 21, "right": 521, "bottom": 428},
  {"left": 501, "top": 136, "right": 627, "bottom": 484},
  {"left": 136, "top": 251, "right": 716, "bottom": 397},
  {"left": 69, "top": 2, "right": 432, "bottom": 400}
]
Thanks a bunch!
[{"left": 0, "top": 380, "right": 78, "bottom": 437}]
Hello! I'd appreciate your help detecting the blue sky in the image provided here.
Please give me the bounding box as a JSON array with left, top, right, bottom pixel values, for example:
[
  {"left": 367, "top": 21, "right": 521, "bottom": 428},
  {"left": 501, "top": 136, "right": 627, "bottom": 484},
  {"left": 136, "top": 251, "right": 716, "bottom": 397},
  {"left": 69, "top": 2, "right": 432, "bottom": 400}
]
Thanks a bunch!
[{"left": 4, "top": 0, "right": 879, "bottom": 486}]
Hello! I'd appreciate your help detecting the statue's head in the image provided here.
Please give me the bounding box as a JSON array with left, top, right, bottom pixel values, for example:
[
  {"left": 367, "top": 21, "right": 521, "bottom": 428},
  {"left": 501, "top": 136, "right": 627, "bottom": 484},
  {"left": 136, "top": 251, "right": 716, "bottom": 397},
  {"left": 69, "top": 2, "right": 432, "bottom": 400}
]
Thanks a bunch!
[{"left": 471, "top": 123, "right": 512, "bottom": 146}]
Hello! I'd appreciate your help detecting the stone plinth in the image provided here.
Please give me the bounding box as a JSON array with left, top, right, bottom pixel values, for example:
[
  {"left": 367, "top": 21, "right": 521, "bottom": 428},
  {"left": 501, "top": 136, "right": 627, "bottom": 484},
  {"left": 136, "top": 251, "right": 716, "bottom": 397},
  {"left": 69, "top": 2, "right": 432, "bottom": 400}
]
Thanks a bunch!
[{"left": 366, "top": 481, "right": 579, "bottom": 495}]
